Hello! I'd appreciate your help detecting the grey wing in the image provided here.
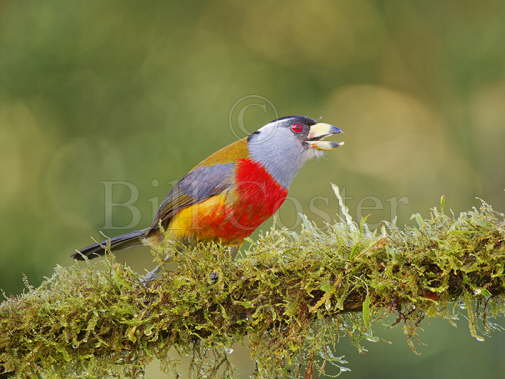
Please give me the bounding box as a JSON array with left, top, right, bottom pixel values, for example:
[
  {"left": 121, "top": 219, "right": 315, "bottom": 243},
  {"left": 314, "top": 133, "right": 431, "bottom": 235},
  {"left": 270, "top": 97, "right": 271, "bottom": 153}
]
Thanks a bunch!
[{"left": 147, "top": 162, "right": 235, "bottom": 233}]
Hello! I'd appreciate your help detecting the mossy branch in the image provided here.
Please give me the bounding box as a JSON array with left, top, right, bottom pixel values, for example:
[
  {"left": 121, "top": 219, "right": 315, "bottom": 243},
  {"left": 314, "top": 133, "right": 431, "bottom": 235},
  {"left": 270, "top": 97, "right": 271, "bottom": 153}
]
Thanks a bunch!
[{"left": 1, "top": 190, "right": 505, "bottom": 378}]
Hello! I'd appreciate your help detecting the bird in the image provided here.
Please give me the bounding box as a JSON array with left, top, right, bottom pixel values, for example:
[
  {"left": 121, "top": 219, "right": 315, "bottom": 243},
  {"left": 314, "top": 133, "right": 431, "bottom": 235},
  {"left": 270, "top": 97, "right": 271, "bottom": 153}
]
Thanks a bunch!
[{"left": 72, "top": 115, "right": 343, "bottom": 262}]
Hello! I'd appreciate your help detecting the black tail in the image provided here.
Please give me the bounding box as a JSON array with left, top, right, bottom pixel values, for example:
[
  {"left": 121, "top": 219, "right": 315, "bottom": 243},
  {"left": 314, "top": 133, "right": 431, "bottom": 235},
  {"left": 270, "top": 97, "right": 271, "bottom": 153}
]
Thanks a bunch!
[{"left": 72, "top": 229, "right": 147, "bottom": 261}]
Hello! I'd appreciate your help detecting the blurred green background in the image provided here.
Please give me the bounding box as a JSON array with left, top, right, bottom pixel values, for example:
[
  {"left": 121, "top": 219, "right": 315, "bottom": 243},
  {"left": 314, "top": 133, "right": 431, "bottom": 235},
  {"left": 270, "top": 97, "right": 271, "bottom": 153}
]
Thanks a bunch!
[{"left": 1, "top": 1, "right": 504, "bottom": 378}]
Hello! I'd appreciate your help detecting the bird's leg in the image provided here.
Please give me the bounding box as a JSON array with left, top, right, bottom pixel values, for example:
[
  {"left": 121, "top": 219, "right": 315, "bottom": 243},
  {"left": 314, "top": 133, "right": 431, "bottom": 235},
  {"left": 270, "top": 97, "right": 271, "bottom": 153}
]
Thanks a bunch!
[
  {"left": 143, "top": 246, "right": 239, "bottom": 285},
  {"left": 229, "top": 245, "right": 240, "bottom": 259},
  {"left": 209, "top": 245, "right": 240, "bottom": 284},
  {"left": 141, "top": 255, "right": 172, "bottom": 285}
]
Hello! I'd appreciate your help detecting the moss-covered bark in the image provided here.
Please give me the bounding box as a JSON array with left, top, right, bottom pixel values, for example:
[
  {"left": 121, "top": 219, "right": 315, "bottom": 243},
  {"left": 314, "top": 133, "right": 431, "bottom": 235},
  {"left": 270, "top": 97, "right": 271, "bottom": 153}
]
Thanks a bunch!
[{"left": 1, "top": 194, "right": 504, "bottom": 378}]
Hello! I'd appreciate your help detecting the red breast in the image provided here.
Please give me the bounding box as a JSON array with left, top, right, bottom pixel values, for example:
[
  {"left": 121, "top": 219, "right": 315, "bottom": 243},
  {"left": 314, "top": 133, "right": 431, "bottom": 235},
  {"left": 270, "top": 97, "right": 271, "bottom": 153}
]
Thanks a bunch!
[{"left": 186, "top": 158, "right": 287, "bottom": 243}]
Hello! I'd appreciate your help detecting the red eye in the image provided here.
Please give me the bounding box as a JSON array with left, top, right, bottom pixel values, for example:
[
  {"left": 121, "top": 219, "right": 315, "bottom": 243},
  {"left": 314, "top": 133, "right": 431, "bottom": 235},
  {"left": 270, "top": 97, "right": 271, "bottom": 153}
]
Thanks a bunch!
[{"left": 291, "top": 123, "right": 304, "bottom": 133}]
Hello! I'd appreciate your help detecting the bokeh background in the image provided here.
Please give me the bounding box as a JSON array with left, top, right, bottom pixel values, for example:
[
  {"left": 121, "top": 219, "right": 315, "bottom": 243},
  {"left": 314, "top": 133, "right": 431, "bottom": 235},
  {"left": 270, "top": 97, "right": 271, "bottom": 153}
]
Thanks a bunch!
[{"left": 1, "top": 1, "right": 505, "bottom": 378}]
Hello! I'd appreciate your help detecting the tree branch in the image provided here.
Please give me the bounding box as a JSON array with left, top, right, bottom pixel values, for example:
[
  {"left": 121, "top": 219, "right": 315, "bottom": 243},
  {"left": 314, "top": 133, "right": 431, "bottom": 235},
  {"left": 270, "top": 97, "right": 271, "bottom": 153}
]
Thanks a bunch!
[{"left": 1, "top": 196, "right": 504, "bottom": 378}]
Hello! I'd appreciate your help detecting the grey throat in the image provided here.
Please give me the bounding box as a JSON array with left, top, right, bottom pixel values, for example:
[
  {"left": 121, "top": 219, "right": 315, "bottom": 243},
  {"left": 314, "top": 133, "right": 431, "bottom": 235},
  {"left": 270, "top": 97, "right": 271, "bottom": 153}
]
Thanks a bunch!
[{"left": 247, "top": 123, "right": 306, "bottom": 188}]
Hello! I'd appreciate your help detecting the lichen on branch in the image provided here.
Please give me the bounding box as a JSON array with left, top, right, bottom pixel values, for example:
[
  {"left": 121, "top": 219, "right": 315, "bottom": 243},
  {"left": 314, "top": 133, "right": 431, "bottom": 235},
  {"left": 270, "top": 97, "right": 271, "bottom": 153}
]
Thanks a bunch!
[{"left": 1, "top": 189, "right": 505, "bottom": 378}]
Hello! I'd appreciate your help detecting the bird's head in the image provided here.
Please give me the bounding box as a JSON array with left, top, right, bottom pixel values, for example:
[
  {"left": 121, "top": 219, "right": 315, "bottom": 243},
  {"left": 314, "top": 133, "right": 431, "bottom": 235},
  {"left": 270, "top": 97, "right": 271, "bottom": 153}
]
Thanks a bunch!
[{"left": 247, "top": 115, "right": 343, "bottom": 188}]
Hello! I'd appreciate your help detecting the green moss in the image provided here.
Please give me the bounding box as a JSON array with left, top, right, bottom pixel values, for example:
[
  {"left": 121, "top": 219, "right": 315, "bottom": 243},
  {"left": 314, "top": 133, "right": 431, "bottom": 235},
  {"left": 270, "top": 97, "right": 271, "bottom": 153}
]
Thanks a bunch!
[{"left": 1, "top": 191, "right": 505, "bottom": 378}]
